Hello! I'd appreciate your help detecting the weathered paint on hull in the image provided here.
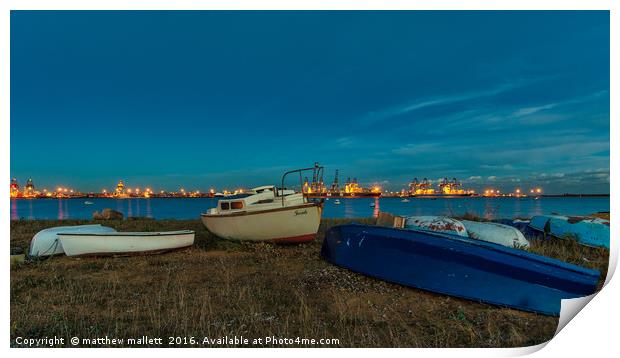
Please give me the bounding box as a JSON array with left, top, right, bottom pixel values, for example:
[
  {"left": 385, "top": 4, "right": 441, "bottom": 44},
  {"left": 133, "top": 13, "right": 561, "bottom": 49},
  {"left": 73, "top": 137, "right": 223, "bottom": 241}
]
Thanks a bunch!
[
  {"left": 404, "top": 216, "right": 468, "bottom": 237},
  {"left": 530, "top": 215, "right": 610, "bottom": 249},
  {"left": 321, "top": 224, "right": 600, "bottom": 316},
  {"left": 201, "top": 204, "right": 322, "bottom": 243}
]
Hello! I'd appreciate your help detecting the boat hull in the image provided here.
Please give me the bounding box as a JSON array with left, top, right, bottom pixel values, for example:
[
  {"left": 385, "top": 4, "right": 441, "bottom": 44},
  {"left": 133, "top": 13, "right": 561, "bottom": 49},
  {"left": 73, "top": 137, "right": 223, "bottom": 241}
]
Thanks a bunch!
[
  {"left": 461, "top": 220, "right": 530, "bottom": 248},
  {"left": 58, "top": 230, "right": 195, "bottom": 257},
  {"left": 321, "top": 224, "right": 599, "bottom": 316},
  {"left": 529, "top": 215, "right": 610, "bottom": 249},
  {"left": 201, "top": 203, "right": 322, "bottom": 243},
  {"left": 404, "top": 216, "right": 468, "bottom": 237},
  {"left": 29, "top": 224, "right": 117, "bottom": 257}
]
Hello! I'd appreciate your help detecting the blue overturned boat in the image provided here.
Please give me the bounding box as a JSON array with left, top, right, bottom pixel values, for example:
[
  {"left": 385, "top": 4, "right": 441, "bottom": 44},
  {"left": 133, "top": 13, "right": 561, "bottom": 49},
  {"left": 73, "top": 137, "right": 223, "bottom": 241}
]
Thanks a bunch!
[
  {"left": 529, "top": 215, "right": 610, "bottom": 249},
  {"left": 321, "top": 224, "right": 600, "bottom": 316}
]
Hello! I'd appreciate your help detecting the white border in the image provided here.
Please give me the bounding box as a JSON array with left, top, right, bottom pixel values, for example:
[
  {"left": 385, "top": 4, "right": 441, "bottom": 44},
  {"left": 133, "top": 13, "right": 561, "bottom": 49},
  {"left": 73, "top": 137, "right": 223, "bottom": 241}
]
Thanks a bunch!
[{"left": 2, "top": 1, "right": 616, "bottom": 357}]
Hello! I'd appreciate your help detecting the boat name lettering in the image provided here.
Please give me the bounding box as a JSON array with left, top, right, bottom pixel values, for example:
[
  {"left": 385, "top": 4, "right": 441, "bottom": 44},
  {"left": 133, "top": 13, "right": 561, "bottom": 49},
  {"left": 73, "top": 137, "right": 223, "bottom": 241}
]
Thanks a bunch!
[{"left": 294, "top": 209, "right": 308, "bottom": 216}]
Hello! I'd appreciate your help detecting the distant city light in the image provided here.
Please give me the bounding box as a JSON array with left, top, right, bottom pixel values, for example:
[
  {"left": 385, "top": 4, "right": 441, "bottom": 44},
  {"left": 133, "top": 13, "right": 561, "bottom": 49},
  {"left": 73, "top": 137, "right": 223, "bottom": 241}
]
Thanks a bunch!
[{"left": 10, "top": 177, "right": 552, "bottom": 199}]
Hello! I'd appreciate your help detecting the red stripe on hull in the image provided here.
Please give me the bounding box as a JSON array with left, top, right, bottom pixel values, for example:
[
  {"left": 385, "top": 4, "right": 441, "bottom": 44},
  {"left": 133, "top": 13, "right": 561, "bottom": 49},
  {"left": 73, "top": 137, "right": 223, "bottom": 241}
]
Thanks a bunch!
[{"left": 270, "top": 233, "right": 316, "bottom": 244}]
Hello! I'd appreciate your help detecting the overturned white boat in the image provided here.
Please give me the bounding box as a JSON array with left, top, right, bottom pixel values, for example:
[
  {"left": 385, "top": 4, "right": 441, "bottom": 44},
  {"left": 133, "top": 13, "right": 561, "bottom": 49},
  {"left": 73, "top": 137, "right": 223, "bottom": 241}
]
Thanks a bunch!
[
  {"left": 377, "top": 213, "right": 529, "bottom": 248},
  {"left": 403, "top": 216, "right": 469, "bottom": 237},
  {"left": 201, "top": 166, "right": 324, "bottom": 243},
  {"left": 461, "top": 220, "right": 530, "bottom": 248},
  {"left": 29, "top": 224, "right": 117, "bottom": 257},
  {"left": 58, "top": 230, "right": 195, "bottom": 257}
]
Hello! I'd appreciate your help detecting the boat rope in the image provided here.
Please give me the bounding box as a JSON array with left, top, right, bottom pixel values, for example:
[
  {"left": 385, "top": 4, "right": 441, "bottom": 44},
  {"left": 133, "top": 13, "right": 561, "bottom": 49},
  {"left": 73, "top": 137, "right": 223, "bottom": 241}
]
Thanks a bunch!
[{"left": 31, "top": 238, "right": 60, "bottom": 261}]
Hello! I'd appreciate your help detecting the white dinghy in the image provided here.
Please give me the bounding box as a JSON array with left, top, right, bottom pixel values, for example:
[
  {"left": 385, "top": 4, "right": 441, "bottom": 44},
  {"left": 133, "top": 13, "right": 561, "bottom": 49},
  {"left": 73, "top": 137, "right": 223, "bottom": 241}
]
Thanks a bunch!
[
  {"left": 58, "top": 230, "right": 195, "bottom": 257},
  {"left": 201, "top": 165, "right": 324, "bottom": 243},
  {"left": 29, "top": 224, "right": 117, "bottom": 257}
]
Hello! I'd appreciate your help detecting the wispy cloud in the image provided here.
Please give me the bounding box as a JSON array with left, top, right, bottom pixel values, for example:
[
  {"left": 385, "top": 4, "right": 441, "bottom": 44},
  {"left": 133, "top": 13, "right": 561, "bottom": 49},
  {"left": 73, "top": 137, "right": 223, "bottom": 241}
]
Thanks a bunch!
[
  {"left": 510, "top": 90, "right": 608, "bottom": 121},
  {"left": 512, "top": 103, "right": 559, "bottom": 117},
  {"left": 361, "top": 78, "right": 542, "bottom": 125},
  {"left": 334, "top": 137, "right": 356, "bottom": 148}
]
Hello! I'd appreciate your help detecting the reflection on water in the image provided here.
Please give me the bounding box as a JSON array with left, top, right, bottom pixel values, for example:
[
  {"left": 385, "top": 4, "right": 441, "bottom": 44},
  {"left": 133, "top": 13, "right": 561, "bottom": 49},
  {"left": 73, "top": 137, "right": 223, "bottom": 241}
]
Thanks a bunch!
[
  {"left": 344, "top": 199, "right": 355, "bottom": 218},
  {"left": 8, "top": 196, "right": 610, "bottom": 220},
  {"left": 127, "top": 199, "right": 132, "bottom": 218},
  {"left": 483, "top": 199, "right": 500, "bottom": 220},
  {"left": 514, "top": 198, "right": 522, "bottom": 218},
  {"left": 146, "top": 199, "right": 152, "bottom": 218},
  {"left": 373, "top": 197, "right": 380, "bottom": 218},
  {"left": 11, "top": 199, "right": 18, "bottom": 220},
  {"left": 533, "top": 197, "right": 543, "bottom": 216},
  {"left": 57, "top": 199, "right": 64, "bottom": 220}
]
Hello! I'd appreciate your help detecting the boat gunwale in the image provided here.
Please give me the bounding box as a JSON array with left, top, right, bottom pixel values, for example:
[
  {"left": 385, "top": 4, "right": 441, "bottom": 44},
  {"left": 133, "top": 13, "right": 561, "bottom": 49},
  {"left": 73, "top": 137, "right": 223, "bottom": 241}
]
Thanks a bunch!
[
  {"left": 57, "top": 230, "right": 195, "bottom": 237},
  {"left": 61, "top": 245, "right": 193, "bottom": 257},
  {"left": 200, "top": 202, "right": 322, "bottom": 218}
]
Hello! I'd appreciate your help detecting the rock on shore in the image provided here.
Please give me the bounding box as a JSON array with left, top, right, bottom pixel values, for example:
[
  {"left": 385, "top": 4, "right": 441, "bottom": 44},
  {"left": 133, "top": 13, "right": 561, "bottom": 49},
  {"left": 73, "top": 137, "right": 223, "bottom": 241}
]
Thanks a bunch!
[{"left": 93, "top": 208, "right": 124, "bottom": 220}]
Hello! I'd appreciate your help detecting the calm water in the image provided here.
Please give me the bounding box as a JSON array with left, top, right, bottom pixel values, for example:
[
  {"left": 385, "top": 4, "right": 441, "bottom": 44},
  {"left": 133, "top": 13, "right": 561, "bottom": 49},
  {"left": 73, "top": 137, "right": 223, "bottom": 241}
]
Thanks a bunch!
[{"left": 10, "top": 197, "right": 609, "bottom": 220}]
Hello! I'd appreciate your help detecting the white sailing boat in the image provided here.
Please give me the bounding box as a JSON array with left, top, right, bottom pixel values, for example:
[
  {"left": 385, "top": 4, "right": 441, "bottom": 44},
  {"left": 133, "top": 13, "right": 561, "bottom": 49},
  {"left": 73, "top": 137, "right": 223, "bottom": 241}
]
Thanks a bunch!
[{"left": 201, "top": 165, "right": 324, "bottom": 243}]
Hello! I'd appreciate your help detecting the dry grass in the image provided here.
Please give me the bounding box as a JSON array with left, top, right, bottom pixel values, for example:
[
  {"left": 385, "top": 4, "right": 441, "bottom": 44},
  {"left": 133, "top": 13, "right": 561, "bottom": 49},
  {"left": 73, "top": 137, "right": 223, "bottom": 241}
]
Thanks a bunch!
[{"left": 10, "top": 217, "right": 607, "bottom": 348}]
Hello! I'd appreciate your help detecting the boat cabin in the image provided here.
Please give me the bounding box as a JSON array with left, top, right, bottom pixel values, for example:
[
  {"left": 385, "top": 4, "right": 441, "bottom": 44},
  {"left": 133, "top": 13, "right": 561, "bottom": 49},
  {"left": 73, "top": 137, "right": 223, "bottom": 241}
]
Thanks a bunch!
[{"left": 213, "top": 185, "right": 301, "bottom": 214}]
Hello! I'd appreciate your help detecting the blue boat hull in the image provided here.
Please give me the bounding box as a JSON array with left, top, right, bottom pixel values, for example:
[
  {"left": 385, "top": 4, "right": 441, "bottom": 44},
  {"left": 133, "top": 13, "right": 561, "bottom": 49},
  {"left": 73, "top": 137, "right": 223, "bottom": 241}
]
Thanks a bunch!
[
  {"left": 321, "top": 224, "right": 600, "bottom": 316},
  {"left": 529, "top": 215, "right": 610, "bottom": 249}
]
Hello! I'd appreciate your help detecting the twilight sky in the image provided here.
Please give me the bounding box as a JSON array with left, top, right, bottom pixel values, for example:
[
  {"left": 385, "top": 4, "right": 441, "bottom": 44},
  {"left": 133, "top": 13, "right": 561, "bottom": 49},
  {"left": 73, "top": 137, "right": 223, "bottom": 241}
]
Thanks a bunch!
[{"left": 11, "top": 11, "right": 610, "bottom": 193}]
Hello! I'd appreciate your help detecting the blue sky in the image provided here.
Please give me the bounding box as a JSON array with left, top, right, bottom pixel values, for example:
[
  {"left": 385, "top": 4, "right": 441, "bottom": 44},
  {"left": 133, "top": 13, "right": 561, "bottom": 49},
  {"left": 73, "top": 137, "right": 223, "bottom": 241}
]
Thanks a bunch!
[{"left": 11, "top": 11, "right": 609, "bottom": 193}]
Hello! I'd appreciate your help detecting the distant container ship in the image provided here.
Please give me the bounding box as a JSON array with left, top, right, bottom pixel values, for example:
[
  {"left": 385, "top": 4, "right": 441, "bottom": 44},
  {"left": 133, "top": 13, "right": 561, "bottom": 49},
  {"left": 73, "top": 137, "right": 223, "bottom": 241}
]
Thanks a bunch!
[
  {"left": 303, "top": 169, "right": 382, "bottom": 198},
  {"left": 331, "top": 177, "right": 382, "bottom": 197},
  {"left": 407, "top": 177, "right": 475, "bottom": 198}
]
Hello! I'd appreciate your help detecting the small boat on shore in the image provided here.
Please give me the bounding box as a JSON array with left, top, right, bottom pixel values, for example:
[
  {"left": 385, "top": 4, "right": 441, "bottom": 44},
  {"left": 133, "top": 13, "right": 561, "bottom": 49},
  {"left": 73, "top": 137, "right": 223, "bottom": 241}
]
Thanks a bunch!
[
  {"left": 321, "top": 224, "right": 600, "bottom": 316},
  {"left": 58, "top": 230, "right": 195, "bottom": 257},
  {"left": 461, "top": 220, "right": 530, "bottom": 248},
  {"left": 378, "top": 213, "right": 529, "bottom": 248},
  {"left": 403, "top": 216, "right": 468, "bottom": 237},
  {"left": 29, "top": 224, "right": 117, "bottom": 257},
  {"left": 529, "top": 215, "right": 610, "bottom": 249},
  {"left": 201, "top": 165, "right": 324, "bottom": 243}
]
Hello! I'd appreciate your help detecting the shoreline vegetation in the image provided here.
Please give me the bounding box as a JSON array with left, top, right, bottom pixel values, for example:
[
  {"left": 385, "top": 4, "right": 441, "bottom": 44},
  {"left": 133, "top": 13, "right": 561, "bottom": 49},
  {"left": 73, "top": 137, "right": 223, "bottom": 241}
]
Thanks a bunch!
[{"left": 11, "top": 216, "right": 609, "bottom": 348}]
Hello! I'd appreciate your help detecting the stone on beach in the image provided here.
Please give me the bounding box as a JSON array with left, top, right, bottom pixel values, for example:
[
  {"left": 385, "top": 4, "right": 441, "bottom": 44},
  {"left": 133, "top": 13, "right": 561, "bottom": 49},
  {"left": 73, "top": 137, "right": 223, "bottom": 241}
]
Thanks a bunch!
[{"left": 93, "top": 208, "right": 124, "bottom": 220}]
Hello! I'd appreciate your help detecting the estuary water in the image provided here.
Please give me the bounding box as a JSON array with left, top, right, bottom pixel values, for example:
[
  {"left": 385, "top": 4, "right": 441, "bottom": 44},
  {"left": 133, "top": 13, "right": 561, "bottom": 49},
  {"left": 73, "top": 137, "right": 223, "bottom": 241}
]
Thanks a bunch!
[{"left": 10, "top": 196, "right": 609, "bottom": 220}]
